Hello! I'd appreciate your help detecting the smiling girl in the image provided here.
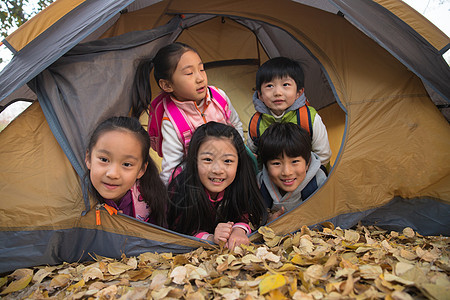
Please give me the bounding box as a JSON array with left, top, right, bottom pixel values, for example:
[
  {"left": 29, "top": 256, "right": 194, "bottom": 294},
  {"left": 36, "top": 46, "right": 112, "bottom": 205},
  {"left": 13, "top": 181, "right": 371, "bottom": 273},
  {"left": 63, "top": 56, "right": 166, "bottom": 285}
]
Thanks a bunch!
[
  {"left": 85, "top": 116, "right": 168, "bottom": 226},
  {"left": 167, "top": 122, "right": 266, "bottom": 249}
]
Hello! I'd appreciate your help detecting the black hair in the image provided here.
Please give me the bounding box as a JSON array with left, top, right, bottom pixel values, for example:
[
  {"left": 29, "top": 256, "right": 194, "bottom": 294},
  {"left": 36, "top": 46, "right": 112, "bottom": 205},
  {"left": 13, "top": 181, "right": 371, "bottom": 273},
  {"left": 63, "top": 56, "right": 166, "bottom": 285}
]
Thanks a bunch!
[
  {"left": 255, "top": 57, "right": 305, "bottom": 93},
  {"left": 131, "top": 42, "right": 198, "bottom": 118},
  {"left": 85, "top": 116, "right": 168, "bottom": 227},
  {"left": 259, "top": 122, "right": 311, "bottom": 166},
  {"left": 167, "top": 122, "right": 266, "bottom": 235}
]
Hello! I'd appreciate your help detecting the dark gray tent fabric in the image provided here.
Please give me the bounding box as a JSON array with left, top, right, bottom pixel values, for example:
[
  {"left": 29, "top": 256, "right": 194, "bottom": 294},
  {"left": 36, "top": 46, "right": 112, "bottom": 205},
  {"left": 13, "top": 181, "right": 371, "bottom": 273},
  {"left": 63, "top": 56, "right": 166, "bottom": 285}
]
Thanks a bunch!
[
  {"left": 0, "top": 221, "right": 199, "bottom": 274},
  {"left": 30, "top": 16, "right": 184, "bottom": 179},
  {"left": 0, "top": 0, "right": 136, "bottom": 105}
]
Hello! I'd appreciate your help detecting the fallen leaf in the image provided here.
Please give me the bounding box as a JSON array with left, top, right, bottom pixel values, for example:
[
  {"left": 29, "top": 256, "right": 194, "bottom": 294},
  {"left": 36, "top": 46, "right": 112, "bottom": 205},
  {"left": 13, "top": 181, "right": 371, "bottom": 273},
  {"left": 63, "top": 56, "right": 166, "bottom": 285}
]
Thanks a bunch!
[
  {"left": 83, "top": 266, "right": 104, "bottom": 282},
  {"left": 170, "top": 266, "right": 187, "bottom": 285},
  {"left": 108, "top": 261, "right": 133, "bottom": 275},
  {"left": 128, "top": 267, "right": 153, "bottom": 281},
  {"left": 259, "top": 274, "right": 286, "bottom": 295},
  {"left": 344, "top": 229, "right": 360, "bottom": 243},
  {"left": 32, "top": 266, "right": 56, "bottom": 284},
  {"left": 49, "top": 274, "right": 71, "bottom": 289},
  {"left": 0, "top": 268, "right": 33, "bottom": 295},
  {"left": 402, "top": 228, "right": 415, "bottom": 239}
]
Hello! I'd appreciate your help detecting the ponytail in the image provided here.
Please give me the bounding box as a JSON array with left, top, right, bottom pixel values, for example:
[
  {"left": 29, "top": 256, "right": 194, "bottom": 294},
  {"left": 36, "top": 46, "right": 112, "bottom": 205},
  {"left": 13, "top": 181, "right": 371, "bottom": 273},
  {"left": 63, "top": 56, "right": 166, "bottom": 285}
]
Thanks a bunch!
[{"left": 131, "top": 58, "right": 154, "bottom": 119}]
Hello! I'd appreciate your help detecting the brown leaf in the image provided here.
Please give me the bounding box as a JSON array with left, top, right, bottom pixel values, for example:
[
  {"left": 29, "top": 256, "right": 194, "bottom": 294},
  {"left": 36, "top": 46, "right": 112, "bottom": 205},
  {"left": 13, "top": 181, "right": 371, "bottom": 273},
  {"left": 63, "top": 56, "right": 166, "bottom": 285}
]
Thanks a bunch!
[
  {"left": 107, "top": 261, "right": 133, "bottom": 275},
  {"left": 49, "top": 274, "right": 72, "bottom": 289},
  {"left": 83, "top": 266, "right": 104, "bottom": 282},
  {"left": 128, "top": 267, "right": 153, "bottom": 281}
]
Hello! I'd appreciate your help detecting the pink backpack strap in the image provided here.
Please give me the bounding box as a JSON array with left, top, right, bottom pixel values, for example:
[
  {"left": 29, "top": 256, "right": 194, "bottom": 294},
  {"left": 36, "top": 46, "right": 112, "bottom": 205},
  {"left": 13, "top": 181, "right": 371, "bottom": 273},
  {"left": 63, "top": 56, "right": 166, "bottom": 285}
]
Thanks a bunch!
[
  {"left": 148, "top": 92, "right": 168, "bottom": 157},
  {"left": 131, "top": 182, "right": 150, "bottom": 222},
  {"left": 209, "top": 86, "right": 231, "bottom": 122},
  {"left": 164, "top": 98, "right": 194, "bottom": 152}
]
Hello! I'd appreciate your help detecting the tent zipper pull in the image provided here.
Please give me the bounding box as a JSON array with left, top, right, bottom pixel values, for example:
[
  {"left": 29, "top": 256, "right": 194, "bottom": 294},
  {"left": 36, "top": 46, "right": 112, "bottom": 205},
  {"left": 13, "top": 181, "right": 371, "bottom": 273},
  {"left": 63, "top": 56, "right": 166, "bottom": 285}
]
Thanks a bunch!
[
  {"left": 96, "top": 204, "right": 118, "bottom": 226},
  {"left": 96, "top": 204, "right": 102, "bottom": 225}
]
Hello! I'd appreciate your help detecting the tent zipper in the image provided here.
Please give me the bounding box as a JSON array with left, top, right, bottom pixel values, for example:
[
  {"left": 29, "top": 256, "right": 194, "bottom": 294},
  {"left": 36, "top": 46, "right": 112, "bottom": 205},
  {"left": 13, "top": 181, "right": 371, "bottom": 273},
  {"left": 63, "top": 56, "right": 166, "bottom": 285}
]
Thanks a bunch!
[{"left": 95, "top": 204, "right": 118, "bottom": 225}]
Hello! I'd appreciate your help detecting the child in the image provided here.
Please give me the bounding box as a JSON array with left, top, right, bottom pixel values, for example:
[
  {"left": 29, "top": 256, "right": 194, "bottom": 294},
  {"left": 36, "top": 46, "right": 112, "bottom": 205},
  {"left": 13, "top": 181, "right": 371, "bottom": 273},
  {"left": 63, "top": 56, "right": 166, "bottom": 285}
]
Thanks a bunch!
[
  {"left": 85, "top": 116, "right": 168, "bottom": 227},
  {"left": 247, "top": 56, "right": 332, "bottom": 169},
  {"left": 167, "top": 122, "right": 266, "bottom": 249},
  {"left": 132, "top": 42, "right": 244, "bottom": 184},
  {"left": 257, "top": 122, "right": 327, "bottom": 221}
]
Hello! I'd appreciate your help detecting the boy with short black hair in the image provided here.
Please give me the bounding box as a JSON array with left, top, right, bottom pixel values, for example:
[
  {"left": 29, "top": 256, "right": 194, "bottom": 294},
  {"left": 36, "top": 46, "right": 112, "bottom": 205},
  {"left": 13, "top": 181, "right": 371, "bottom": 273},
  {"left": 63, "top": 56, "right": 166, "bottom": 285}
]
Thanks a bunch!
[
  {"left": 257, "top": 122, "right": 327, "bottom": 220},
  {"left": 247, "top": 57, "right": 331, "bottom": 168}
]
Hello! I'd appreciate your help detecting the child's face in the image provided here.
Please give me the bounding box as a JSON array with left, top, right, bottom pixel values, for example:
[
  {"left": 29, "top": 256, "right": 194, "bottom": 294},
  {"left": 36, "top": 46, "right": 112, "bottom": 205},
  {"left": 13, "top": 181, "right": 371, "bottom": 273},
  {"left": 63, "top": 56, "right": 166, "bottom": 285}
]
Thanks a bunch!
[
  {"left": 85, "top": 130, "right": 147, "bottom": 203},
  {"left": 197, "top": 137, "right": 238, "bottom": 199},
  {"left": 159, "top": 50, "right": 208, "bottom": 105},
  {"left": 258, "top": 76, "right": 303, "bottom": 116},
  {"left": 266, "top": 153, "right": 308, "bottom": 194}
]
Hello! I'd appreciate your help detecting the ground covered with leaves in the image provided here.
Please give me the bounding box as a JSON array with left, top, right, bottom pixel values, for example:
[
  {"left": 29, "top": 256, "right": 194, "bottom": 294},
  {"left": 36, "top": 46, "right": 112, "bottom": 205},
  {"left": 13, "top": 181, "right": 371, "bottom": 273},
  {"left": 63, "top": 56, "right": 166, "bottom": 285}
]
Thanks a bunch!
[{"left": 1, "top": 224, "right": 449, "bottom": 299}]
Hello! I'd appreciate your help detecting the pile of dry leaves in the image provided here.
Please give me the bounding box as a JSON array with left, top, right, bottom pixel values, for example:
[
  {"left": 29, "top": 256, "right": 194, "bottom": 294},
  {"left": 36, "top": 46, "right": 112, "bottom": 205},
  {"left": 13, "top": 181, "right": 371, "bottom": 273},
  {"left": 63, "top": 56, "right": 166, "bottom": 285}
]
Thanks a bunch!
[{"left": 1, "top": 224, "right": 449, "bottom": 299}]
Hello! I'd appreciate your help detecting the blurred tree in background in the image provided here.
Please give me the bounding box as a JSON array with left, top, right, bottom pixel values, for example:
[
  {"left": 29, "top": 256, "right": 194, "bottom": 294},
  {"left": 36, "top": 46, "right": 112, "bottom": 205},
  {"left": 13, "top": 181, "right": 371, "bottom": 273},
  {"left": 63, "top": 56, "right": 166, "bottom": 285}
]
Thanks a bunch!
[{"left": 0, "top": 0, "right": 54, "bottom": 63}]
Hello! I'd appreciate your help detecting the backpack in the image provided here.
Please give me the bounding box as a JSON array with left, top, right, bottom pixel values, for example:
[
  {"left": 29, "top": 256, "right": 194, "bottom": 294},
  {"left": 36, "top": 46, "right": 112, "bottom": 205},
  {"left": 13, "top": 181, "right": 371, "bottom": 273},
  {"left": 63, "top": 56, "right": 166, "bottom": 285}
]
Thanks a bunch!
[
  {"left": 248, "top": 105, "right": 314, "bottom": 144},
  {"left": 148, "top": 86, "right": 230, "bottom": 157}
]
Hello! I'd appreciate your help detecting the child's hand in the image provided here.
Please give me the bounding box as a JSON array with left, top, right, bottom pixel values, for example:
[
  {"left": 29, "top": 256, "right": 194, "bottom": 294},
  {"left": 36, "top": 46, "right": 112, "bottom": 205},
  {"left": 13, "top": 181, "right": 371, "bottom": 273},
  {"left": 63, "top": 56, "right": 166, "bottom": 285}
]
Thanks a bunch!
[
  {"left": 267, "top": 207, "right": 286, "bottom": 223},
  {"left": 226, "top": 227, "right": 249, "bottom": 250},
  {"left": 213, "top": 222, "right": 234, "bottom": 244}
]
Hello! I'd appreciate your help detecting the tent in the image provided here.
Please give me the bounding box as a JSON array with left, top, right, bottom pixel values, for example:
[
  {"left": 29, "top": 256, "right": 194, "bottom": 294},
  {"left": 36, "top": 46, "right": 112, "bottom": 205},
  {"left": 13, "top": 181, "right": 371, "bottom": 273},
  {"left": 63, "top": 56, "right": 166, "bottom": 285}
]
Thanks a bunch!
[{"left": 0, "top": 0, "right": 449, "bottom": 274}]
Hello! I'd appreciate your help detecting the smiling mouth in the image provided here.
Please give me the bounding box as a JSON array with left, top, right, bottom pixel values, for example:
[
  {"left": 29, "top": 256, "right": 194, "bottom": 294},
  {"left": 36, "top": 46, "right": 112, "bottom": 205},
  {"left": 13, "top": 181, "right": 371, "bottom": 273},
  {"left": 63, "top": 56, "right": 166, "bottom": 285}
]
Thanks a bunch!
[
  {"left": 210, "top": 178, "right": 225, "bottom": 183},
  {"left": 281, "top": 178, "right": 296, "bottom": 183}
]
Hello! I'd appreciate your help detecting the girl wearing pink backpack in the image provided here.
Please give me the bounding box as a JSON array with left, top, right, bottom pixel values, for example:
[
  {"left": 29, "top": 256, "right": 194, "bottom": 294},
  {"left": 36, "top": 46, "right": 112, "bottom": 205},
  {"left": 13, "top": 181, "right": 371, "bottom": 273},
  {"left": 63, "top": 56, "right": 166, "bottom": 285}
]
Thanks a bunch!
[{"left": 132, "top": 42, "right": 244, "bottom": 184}]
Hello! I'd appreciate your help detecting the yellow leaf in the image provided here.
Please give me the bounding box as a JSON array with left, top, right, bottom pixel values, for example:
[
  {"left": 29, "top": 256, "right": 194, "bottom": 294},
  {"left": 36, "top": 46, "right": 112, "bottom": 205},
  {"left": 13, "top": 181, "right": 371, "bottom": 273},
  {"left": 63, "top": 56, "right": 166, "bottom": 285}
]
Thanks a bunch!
[
  {"left": 267, "top": 288, "right": 286, "bottom": 299},
  {"left": 67, "top": 279, "right": 85, "bottom": 292},
  {"left": 0, "top": 276, "right": 7, "bottom": 288},
  {"left": 320, "top": 222, "right": 335, "bottom": 230},
  {"left": 107, "top": 261, "right": 133, "bottom": 275},
  {"left": 266, "top": 235, "right": 282, "bottom": 247},
  {"left": 259, "top": 274, "right": 286, "bottom": 295},
  {"left": 258, "top": 226, "right": 276, "bottom": 239},
  {"left": 291, "top": 254, "right": 313, "bottom": 266},
  {"left": 0, "top": 268, "right": 33, "bottom": 295},
  {"left": 276, "top": 263, "right": 298, "bottom": 272},
  {"left": 342, "top": 241, "right": 364, "bottom": 249}
]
